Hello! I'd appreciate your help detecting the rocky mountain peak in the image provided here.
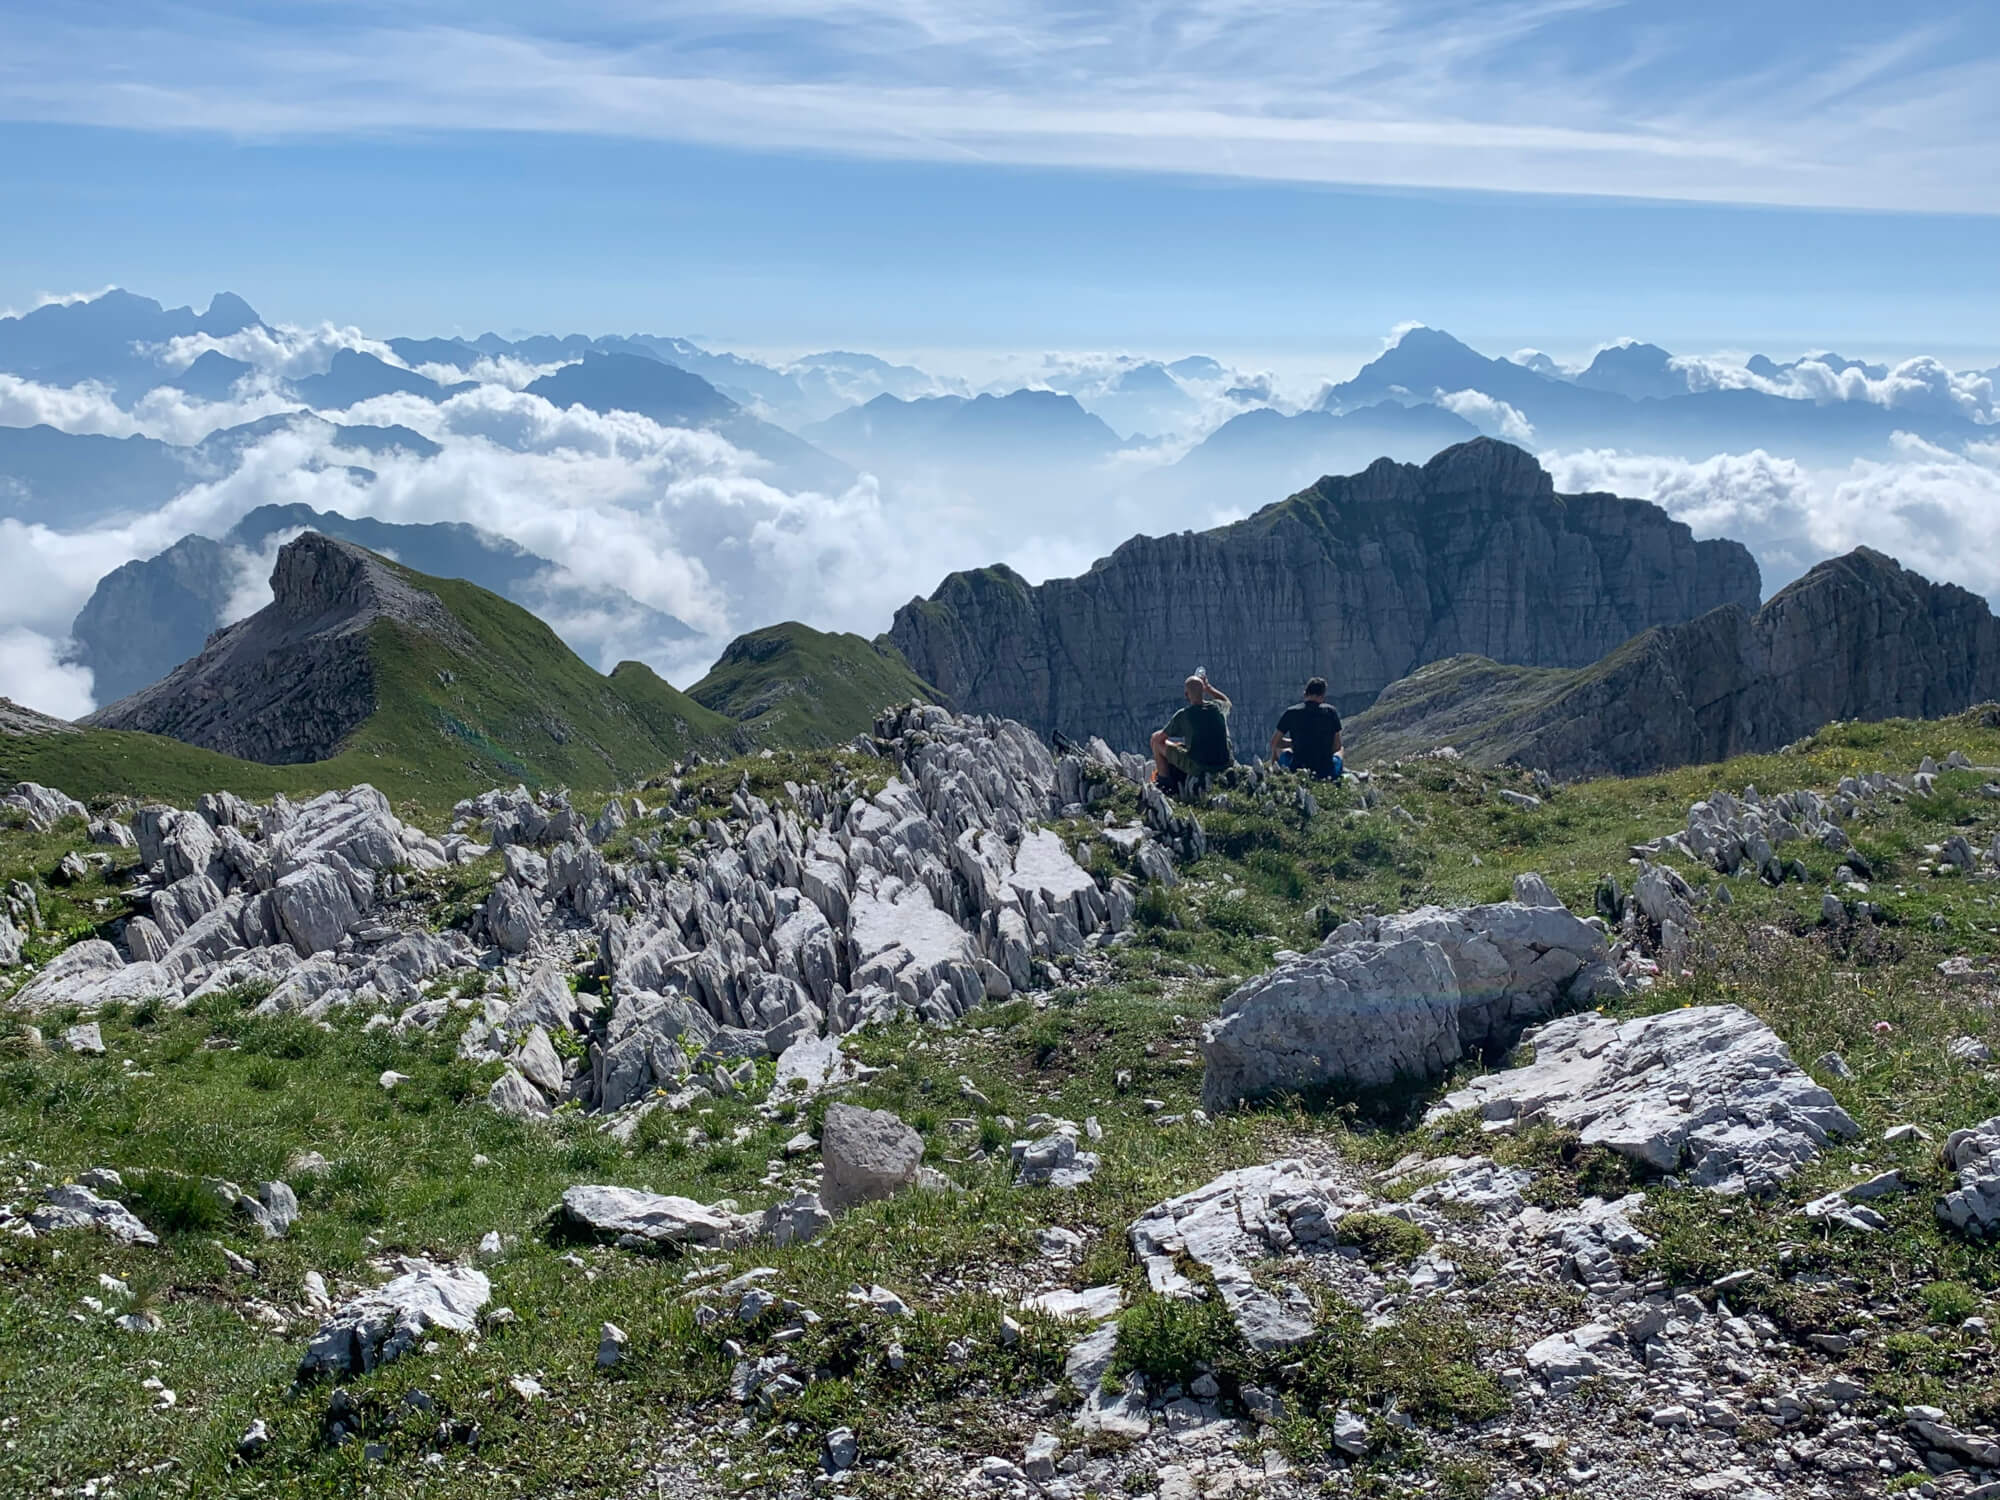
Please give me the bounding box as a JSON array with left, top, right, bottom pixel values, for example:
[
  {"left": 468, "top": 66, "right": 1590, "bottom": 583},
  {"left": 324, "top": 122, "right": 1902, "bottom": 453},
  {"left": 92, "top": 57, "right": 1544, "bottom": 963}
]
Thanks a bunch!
[
  {"left": 1351, "top": 543, "right": 2000, "bottom": 776},
  {"left": 85, "top": 533, "right": 468, "bottom": 765},
  {"left": 270, "top": 532, "right": 393, "bottom": 619},
  {"left": 1417, "top": 437, "right": 1556, "bottom": 502},
  {"left": 889, "top": 444, "right": 1760, "bottom": 748}
]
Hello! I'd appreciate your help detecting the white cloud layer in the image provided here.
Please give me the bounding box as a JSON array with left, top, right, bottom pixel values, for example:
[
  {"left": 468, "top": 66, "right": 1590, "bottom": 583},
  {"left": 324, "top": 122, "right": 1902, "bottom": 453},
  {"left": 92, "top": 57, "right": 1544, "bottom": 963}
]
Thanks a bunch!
[
  {"left": 1435, "top": 388, "right": 1535, "bottom": 444},
  {"left": 0, "top": 380, "right": 1123, "bottom": 716},
  {"left": 1542, "top": 437, "right": 2000, "bottom": 607},
  {"left": 157, "top": 322, "right": 405, "bottom": 381},
  {"left": 1672, "top": 354, "right": 1997, "bottom": 424},
  {"left": 9, "top": 296, "right": 2000, "bottom": 721},
  {"left": 0, "top": 628, "right": 95, "bottom": 719}
]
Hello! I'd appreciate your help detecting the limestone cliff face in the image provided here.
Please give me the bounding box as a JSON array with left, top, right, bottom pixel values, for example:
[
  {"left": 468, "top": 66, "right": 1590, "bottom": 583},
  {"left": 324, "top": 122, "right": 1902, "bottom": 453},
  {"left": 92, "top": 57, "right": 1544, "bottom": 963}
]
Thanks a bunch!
[
  {"left": 887, "top": 440, "right": 1761, "bottom": 749},
  {"left": 1353, "top": 548, "right": 2000, "bottom": 777},
  {"left": 86, "top": 533, "right": 468, "bottom": 764}
]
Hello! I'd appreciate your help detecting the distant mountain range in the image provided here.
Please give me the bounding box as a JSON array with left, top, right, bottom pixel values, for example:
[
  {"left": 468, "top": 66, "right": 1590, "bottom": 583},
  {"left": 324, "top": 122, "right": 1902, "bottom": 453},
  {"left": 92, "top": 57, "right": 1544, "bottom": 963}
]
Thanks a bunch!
[
  {"left": 1156, "top": 401, "right": 1481, "bottom": 511},
  {"left": 1316, "top": 326, "right": 1991, "bottom": 463},
  {"left": 0, "top": 414, "right": 440, "bottom": 528},
  {"left": 0, "top": 289, "right": 261, "bottom": 399},
  {"left": 8, "top": 288, "right": 1991, "bottom": 536},
  {"left": 68, "top": 503, "right": 697, "bottom": 705},
  {"left": 7, "top": 287, "right": 2000, "bottom": 745},
  {"left": 524, "top": 353, "right": 852, "bottom": 492},
  {"left": 806, "top": 389, "right": 1130, "bottom": 473}
]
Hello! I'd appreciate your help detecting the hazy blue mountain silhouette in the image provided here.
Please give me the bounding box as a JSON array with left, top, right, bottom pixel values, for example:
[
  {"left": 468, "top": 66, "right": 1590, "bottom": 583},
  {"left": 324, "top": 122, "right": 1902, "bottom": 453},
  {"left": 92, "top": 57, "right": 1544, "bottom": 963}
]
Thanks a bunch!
[
  {"left": 1079, "top": 362, "right": 1202, "bottom": 440},
  {"left": 452, "top": 330, "right": 810, "bottom": 413},
  {"left": 785, "top": 350, "right": 947, "bottom": 421},
  {"left": 1162, "top": 402, "right": 1481, "bottom": 506},
  {"left": 528, "top": 353, "right": 739, "bottom": 425},
  {"left": 67, "top": 535, "right": 241, "bottom": 706},
  {"left": 807, "top": 389, "right": 1126, "bottom": 468},
  {"left": 192, "top": 413, "right": 443, "bottom": 469},
  {"left": 1747, "top": 352, "right": 1890, "bottom": 380},
  {"left": 1573, "top": 342, "right": 1688, "bottom": 400},
  {"left": 0, "top": 289, "right": 262, "bottom": 396},
  {"left": 165, "top": 350, "right": 254, "bottom": 402},
  {"left": 526, "top": 352, "right": 851, "bottom": 491},
  {"left": 386, "top": 336, "right": 484, "bottom": 371},
  {"left": 293, "top": 349, "right": 476, "bottom": 408},
  {"left": 1325, "top": 326, "right": 1990, "bottom": 460},
  {"left": 0, "top": 426, "right": 193, "bottom": 526},
  {"left": 0, "top": 414, "right": 442, "bottom": 527},
  {"left": 1111, "top": 362, "right": 1185, "bottom": 396}
]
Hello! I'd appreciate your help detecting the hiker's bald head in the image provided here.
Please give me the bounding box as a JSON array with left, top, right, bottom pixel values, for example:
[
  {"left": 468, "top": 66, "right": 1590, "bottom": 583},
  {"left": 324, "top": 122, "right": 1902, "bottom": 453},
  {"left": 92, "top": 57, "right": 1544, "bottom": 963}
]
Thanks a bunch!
[{"left": 1185, "top": 676, "right": 1205, "bottom": 703}]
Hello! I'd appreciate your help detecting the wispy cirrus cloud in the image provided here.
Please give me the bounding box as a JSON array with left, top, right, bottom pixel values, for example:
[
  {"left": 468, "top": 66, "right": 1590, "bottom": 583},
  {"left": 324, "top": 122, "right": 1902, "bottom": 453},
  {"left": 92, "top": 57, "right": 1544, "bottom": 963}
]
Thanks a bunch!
[{"left": 2, "top": 3, "right": 1997, "bottom": 211}]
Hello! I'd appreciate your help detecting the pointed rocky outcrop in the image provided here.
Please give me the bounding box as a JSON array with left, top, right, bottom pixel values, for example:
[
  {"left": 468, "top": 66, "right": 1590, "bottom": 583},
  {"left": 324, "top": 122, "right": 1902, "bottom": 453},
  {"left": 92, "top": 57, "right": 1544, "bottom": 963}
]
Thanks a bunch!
[
  {"left": 85, "top": 534, "right": 463, "bottom": 764},
  {"left": 887, "top": 440, "right": 1761, "bottom": 748},
  {"left": 79, "top": 533, "right": 739, "bottom": 786}
]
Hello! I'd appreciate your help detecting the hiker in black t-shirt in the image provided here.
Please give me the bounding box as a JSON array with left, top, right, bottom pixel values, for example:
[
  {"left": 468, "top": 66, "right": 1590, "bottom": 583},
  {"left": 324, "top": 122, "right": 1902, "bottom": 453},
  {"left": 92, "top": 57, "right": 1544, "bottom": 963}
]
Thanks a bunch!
[{"left": 1269, "top": 676, "right": 1343, "bottom": 781}]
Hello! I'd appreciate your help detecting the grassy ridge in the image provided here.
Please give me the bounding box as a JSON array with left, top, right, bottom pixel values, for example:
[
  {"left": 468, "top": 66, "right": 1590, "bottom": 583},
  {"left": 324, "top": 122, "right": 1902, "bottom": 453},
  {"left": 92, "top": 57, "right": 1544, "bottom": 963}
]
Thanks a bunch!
[
  {"left": 688, "top": 621, "right": 938, "bottom": 748},
  {"left": 2, "top": 564, "right": 938, "bottom": 814}
]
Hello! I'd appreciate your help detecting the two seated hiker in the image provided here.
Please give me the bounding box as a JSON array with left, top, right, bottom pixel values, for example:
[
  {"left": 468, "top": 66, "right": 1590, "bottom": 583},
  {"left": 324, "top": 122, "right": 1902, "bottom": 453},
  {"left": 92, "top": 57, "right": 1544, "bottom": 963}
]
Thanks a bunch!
[
  {"left": 1151, "top": 672, "right": 1233, "bottom": 794},
  {"left": 1269, "top": 676, "right": 1344, "bottom": 782}
]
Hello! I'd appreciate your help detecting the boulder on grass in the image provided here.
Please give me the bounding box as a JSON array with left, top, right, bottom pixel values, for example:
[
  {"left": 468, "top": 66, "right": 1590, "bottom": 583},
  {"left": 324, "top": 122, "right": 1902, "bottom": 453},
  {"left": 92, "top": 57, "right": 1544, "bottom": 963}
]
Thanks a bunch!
[
  {"left": 558, "top": 1184, "right": 749, "bottom": 1251},
  {"left": 819, "top": 1104, "right": 925, "bottom": 1212},
  {"left": 1432, "top": 1004, "right": 1858, "bottom": 1195},
  {"left": 297, "top": 1261, "right": 490, "bottom": 1381}
]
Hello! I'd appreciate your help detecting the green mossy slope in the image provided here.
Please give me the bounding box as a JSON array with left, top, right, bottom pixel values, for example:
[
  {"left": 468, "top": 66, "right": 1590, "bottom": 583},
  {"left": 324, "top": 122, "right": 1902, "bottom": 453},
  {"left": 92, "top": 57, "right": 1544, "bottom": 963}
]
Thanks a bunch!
[{"left": 689, "top": 620, "right": 939, "bottom": 748}]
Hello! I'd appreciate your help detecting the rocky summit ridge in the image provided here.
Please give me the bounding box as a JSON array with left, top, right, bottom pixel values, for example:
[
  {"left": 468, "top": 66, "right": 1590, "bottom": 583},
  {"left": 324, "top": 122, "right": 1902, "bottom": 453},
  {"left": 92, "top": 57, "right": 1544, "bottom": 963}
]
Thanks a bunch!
[
  {"left": 1354, "top": 546, "right": 2000, "bottom": 777},
  {"left": 887, "top": 439, "right": 1760, "bottom": 748},
  {"left": 69, "top": 531, "right": 746, "bottom": 797},
  {"left": 84, "top": 533, "right": 466, "bottom": 764}
]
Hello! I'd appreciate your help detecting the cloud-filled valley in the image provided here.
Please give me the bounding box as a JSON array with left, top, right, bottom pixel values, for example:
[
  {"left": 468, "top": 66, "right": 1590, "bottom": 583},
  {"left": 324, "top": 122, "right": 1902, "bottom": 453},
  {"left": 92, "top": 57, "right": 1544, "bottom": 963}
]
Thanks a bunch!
[{"left": 2, "top": 287, "right": 1999, "bottom": 720}]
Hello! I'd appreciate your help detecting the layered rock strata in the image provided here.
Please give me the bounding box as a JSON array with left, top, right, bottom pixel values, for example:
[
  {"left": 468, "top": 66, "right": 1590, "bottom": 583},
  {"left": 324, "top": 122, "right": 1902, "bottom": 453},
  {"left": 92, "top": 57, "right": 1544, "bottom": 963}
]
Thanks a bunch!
[
  {"left": 889, "top": 440, "right": 1759, "bottom": 747},
  {"left": 1354, "top": 547, "right": 2000, "bottom": 777}
]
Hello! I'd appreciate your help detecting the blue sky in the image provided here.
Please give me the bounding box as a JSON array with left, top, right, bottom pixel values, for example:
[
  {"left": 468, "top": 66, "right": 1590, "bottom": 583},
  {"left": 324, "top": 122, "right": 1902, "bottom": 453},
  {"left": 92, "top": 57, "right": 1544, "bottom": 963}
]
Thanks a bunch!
[{"left": 2, "top": 1, "right": 1996, "bottom": 361}]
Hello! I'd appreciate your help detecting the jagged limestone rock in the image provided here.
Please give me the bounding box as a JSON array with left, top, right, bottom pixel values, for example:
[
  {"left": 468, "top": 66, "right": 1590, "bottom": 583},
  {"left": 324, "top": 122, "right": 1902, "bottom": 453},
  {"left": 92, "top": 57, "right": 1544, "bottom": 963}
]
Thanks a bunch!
[
  {"left": 487, "top": 1068, "right": 552, "bottom": 1121},
  {"left": 26, "top": 1184, "right": 158, "bottom": 1246},
  {"left": 1129, "top": 1161, "right": 1339, "bottom": 1351},
  {"left": 1202, "top": 939, "right": 1461, "bottom": 1108},
  {"left": 558, "top": 1185, "right": 748, "bottom": 1251},
  {"left": 1940, "top": 1117, "right": 2000, "bottom": 1237},
  {"left": 12, "top": 941, "right": 166, "bottom": 1013},
  {"left": 1202, "top": 890, "right": 1615, "bottom": 1109},
  {"left": 1434, "top": 1005, "right": 1859, "bottom": 1195},
  {"left": 297, "top": 1261, "right": 490, "bottom": 1380},
  {"left": 2, "top": 782, "right": 87, "bottom": 832}
]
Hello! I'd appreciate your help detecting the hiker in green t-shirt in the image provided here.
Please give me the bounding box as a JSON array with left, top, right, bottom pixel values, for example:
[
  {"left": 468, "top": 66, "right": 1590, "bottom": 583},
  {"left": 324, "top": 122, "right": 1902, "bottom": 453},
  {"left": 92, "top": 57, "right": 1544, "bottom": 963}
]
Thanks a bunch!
[{"left": 1151, "top": 673, "right": 1233, "bottom": 792}]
